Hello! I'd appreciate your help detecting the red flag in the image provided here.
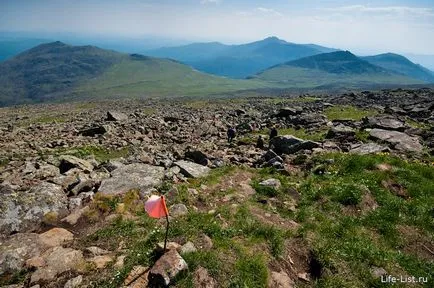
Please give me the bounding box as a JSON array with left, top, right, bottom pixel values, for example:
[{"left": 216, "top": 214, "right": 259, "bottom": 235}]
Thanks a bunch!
[{"left": 145, "top": 195, "right": 169, "bottom": 219}]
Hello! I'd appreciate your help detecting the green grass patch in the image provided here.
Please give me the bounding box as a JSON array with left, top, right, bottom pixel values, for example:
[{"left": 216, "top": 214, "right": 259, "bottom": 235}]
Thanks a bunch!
[
  {"left": 355, "top": 129, "right": 370, "bottom": 142},
  {"left": 325, "top": 105, "right": 378, "bottom": 121},
  {"left": 50, "top": 145, "right": 131, "bottom": 163},
  {"left": 295, "top": 152, "right": 434, "bottom": 286},
  {"left": 256, "top": 126, "right": 327, "bottom": 141}
]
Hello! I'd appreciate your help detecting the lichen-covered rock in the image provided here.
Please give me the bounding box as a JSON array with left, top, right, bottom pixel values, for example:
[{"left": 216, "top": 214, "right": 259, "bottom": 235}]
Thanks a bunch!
[
  {"left": 170, "top": 204, "right": 188, "bottom": 217},
  {"left": 364, "top": 116, "right": 406, "bottom": 131},
  {"left": 98, "top": 163, "right": 164, "bottom": 196},
  {"left": 0, "top": 182, "right": 68, "bottom": 235},
  {"left": 38, "top": 228, "right": 74, "bottom": 248},
  {"left": 350, "top": 143, "right": 389, "bottom": 154},
  {"left": 369, "top": 129, "right": 423, "bottom": 152},
  {"left": 174, "top": 160, "right": 210, "bottom": 178},
  {"left": 259, "top": 178, "right": 281, "bottom": 189},
  {"left": 148, "top": 249, "right": 188, "bottom": 287},
  {"left": 30, "top": 247, "right": 84, "bottom": 284},
  {"left": 59, "top": 155, "right": 94, "bottom": 174},
  {"left": 271, "top": 135, "right": 320, "bottom": 154},
  {"left": 0, "top": 233, "right": 46, "bottom": 274}
]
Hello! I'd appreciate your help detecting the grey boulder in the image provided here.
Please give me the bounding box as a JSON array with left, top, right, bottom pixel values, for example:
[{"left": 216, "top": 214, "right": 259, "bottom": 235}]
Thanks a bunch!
[
  {"left": 271, "top": 135, "right": 320, "bottom": 154},
  {"left": 0, "top": 182, "right": 68, "bottom": 235},
  {"left": 369, "top": 129, "right": 423, "bottom": 152},
  {"left": 175, "top": 160, "right": 211, "bottom": 178},
  {"left": 98, "top": 163, "right": 164, "bottom": 196}
]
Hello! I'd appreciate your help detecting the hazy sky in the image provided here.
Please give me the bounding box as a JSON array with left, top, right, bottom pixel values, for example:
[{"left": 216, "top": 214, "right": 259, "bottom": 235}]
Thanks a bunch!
[{"left": 1, "top": 0, "right": 434, "bottom": 54}]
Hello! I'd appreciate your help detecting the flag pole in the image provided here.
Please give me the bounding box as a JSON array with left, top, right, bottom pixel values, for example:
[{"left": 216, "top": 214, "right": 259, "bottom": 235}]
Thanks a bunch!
[
  {"left": 164, "top": 214, "right": 169, "bottom": 251},
  {"left": 161, "top": 195, "right": 169, "bottom": 252}
]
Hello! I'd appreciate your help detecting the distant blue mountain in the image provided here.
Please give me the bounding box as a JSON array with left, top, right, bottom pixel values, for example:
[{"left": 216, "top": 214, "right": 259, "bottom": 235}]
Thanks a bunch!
[
  {"left": 144, "top": 36, "right": 339, "bottom": 78},
  {"left": 362, "top": 53, "right": 434, "bottom": 83},
  {"left": 0, "top": 38, "right": 51, "bottom": 61}
]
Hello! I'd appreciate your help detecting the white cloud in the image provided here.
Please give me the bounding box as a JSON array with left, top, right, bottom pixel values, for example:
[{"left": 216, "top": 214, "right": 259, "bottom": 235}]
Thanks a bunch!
[
  {"left": 236, "top": 7, "right": 283, "bottom": 17},
  {"left": 200, "top": 0, "right": 221, "bottom": 5},
  {"left": 256, "top": 7, "right": 282, "bottom": 17},
  {"left": 326, "top": 5, "right": 434, "bottom": 17}
]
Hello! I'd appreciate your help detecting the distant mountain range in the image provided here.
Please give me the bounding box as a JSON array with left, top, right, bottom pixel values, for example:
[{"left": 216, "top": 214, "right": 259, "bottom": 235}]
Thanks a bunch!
[
  {"left": 0, "top": 42, "right": 269, "bottom": 106},
  {"left": 144, "top": 37, "right": 338, "bottom": 78},
  {"left": 362, "top": 53, "right": 434, "bottom": 83},
  {"left": 0, "top": 40, "right": 432, "bottom": 106},
  {"left": 253, "top": 51, "right": 423, "bottom": 88}
]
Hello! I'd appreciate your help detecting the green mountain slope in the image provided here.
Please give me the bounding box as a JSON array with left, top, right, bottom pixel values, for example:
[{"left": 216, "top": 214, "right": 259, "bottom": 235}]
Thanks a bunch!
[
  {"left": 253, "top": 51, "right": 423, "bottom": 88},
  {"left": 74, "top": 54, "right": 269, "bottom": 99},
  {"left": 0, "top": 41, "right": 124, "bottom": 105},
  {"left": 363, "top": 53, "right": 434, "bottom": 83},
  {"left": 145, "top": 37, "right": 338, "bottom": 78},
  {"left": 0, "top": 42, "right": 269, "bottom": 106}
]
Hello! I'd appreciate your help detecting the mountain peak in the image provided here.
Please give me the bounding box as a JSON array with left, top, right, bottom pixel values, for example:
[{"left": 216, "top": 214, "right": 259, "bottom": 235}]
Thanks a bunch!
[
  {"left": 262, "top": 36, "right": 287, "bottom": 44},
  {"left": 282, "top": 50, "right": 384, "bottom": 74}
]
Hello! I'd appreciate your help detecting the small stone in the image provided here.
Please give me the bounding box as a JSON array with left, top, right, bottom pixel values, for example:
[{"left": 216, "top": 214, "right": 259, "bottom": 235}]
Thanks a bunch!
[
  {"left": 64, "top": 275, "right": 83, "bottom": 288},
  {"left": 188, "top": 188, "right": 199, "bottom": 195},
  {"left": 180, "top": 241, "right": 197, "bottom": 254},
  {"left": 61, "top": 206, "right": 89, "bottom": 225},
  {"left": 259, "top": 178, "right": 281, "bottom": 189},
  {"left": 85, "top": 246, "right": 110, "bottom": 256},
  {"left": 170, "top": 204, "right": 188, "bottom": 217},
  {"left": 156, "top": 242, "right": 181, "bottom": 252},
  {"left": 90, "top": 255, "right": 113, "bottom": 269},
  {"left": 124, "top": 266, "right": 149, "bottom": 286},
  {"left": 371, "top": 266, "right": 387, "bottom": 278},
  {"left": 114, "top": 255, "right": 126, "bottom": 269},
  {"left": 197, "top": 234, "right": 213, "bottom": 250},
  {"left": 25, "top": 257, "right": 46, "bottom": 268},
  {"left": 193, "top": 266, "right": 217, "bottom": 288},
  {"left": 269, "top": 271, "right": 295, "bottom": 288},
  {"left": 38, "top": 228, "right": 74, "bottom": 247},
  {"left": 297, "top": 272, "right": 310, "bottom": 282}
]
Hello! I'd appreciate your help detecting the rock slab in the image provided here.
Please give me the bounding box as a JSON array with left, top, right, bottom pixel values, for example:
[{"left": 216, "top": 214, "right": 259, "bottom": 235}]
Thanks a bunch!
[{"left": 98, "top": 163, "right": 164, "bottom": 196}]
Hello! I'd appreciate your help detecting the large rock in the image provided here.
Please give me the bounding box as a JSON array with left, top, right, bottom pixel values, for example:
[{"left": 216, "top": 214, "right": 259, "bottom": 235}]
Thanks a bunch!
[
  {"left": 276, "top": 107, "right": 302, "bottom": 117},
  {"left": 107, "top": 111, "right": 128, "bottom": 121},
  {"left": 0, "top": 182, "right": 68, "bottom": 235},
  {"left": 0, "top": 233, "right": 47, "bottom": 274},
  {"left": 364, "top": 116, "right": 406, "bottom": 131},
  {"left": 59, "top": 155, "right": 94, "bottom": 174},
  {"left": 185, "top": 150, "right": 209, "bottom": 166},
  {"left": 78, "top": 125, "right": 108, "bottom": 137},
  {"left": 174, "top": 160, "right": 211, "bottom": 178},
  {"left": 369, "top": 129, "right": 423, "bottom": 152},
  {"left": 326, "top": 125, "right": 355, "bottom": 140},
  {"left": 38, "top": 228, "right": 73, "bottom": 248},
  {"left": 271, "top": 135, "right": 320, "bottom": 154},
  {"left": 30, "top": 247, "right": 84, "bottom": 284},
  {"left": 290, "top": 113, "right": 327, "bottom": 127},
  {"left": 148, "top": 249, "right": 188, "bottom": 287},
  {"left": 98, "top": 163, "right": 164, "bottom": 196},
  {"left": 350, "top": 143, "right": 390, "bottom": 154}
]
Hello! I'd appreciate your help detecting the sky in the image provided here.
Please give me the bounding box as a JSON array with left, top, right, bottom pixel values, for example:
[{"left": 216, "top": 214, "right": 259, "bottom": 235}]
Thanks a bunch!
[{"left": 1, "top": 0, "right": 434, "bottom": 55}]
